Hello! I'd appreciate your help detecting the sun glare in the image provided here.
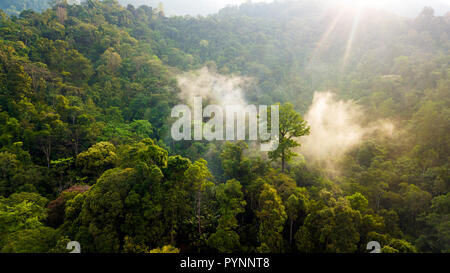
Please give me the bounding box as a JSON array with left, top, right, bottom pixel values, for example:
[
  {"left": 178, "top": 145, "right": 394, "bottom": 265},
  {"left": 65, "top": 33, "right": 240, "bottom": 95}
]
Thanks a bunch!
[
  {"left": 336, "top": 0, "right": 395, "bottom": 9},
  {"left": 310, "top": 0, "right": 400, "bottom": 68}
]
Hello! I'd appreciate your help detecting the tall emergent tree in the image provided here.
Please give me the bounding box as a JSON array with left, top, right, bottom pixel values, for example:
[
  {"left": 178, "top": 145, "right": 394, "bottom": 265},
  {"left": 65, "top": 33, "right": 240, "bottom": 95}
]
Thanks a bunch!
[
  {"left": 256, "top": 183, "right": 287, "bottom": 253},
  {"left": 269, "top": 103, "right": 310, "bottom": 173},
  {"left": 208, "top": 179, "right": 246, "bottom": 253}
]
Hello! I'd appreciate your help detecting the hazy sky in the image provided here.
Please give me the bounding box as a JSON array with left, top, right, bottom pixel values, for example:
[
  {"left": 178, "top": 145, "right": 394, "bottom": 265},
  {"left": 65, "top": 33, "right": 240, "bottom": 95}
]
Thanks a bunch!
[
  {"left": 117, "top": 0, "right": 268, "bottom": 16},
  {"left": 117, "top": 0, "right": 450, "bottom": 17}
]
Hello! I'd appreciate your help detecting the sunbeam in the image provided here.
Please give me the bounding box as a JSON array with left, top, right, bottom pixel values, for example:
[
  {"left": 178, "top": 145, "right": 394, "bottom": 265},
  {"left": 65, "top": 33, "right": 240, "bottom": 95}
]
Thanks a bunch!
[
  {"left": 342, "top": 5, "right": 363, "bottom": 67},
  {"left": 309, "top": 8, "right": 346, "bottom": 65}
]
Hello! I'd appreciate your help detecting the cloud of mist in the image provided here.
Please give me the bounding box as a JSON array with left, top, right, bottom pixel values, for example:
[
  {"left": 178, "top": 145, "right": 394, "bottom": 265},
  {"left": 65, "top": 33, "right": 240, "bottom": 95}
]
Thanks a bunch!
[
  {"left": 175, "top": 70, "right": 395, "bottom": 172},
  {"left": 176, "top": 67, "right": 251, "bottom": 107},
  {"left": 299, "top": 92, "right": 395, "bottom": 171}
]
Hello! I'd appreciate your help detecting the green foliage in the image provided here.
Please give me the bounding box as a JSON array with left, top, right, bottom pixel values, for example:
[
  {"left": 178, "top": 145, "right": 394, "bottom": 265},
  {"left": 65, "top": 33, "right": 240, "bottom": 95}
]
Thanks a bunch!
[
  {"left": 0, "top": 0, "right": 447, "bottom": 254},
  {"left": 416, "top": 193, "right": 450, "bottom": 252},
  {"left": 387, "top": 238, "right": 417, "bottom": 253},
  {"left": 208, "top": 179, "right": 246, "bottom": 253},
  {"left": 286, "top": 190, "right": 308, "bottom": 246},
  {"left": 382, "top": 245, "right": 399, "bottom": 253},
  {"left": 76, "top": 142, "right": 117, "bottom": 182},
  {"left": 149, "top": 245, "right": 180, "bottom": 253},
  {"left": 0, "top": 1, "right": 50, "bottom": 16},
  {"left": 0, "top": 192, "right": 66, "bottom": 252},
  {"left": 295, "top": 198, "right": 363, "bottom": 253},
  {"left": 347, "top": 192, "right": 369, "bottom": 212},
  {"left": 268, "top": 103, "right": 310, "bottom": 173},
  {"left": 256, "top": 183, "right": 287, "bottom": 253},
  {"left": 1, "top": 226, "right": 60, "bottom": 253}
]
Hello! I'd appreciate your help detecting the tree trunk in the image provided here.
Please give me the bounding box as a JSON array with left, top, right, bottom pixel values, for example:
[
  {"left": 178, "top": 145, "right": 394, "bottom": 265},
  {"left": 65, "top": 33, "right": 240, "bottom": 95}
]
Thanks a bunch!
[
  {"left": 41, "top": 137, "right": 51, "bottom": 168},
  {"left": 197, "top": 190, "right": 202, "bottom": 236},
  {"left": 72, "top": 116, "right": 79, "bottom": 156}
]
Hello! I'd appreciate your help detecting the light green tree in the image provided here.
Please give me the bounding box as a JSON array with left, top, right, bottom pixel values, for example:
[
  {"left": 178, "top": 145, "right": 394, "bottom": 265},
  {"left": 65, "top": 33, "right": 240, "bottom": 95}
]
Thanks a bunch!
[
  {"left": 185, "top": 159, "right": 213, "bottom": 237},
  {"left": 256, "top": 183, "right": 287, "bottom": 253},
  {"left": 268, "top": 103, "right": 309, "bottom": 173},
  {"left": 208, "top": 179, "right": 246, "bottom": 253}
]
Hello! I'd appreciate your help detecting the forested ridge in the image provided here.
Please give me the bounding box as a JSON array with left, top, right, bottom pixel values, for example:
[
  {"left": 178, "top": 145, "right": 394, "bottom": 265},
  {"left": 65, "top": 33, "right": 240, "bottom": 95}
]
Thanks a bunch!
[
  {"left": 0, "top": 0, "right": 448, "bottom": 253},
  {"left": 0, "top": 0, "right": 52, "bottom": 16}
]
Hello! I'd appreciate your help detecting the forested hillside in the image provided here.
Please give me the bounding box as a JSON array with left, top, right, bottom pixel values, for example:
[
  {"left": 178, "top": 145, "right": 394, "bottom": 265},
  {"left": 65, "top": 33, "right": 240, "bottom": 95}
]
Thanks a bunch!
[
  {"left": 0, "top": 0, "right": 448, "bottom": 253},
  {"left": 0, "top": 0, "right": 51, "bottom": 16}
]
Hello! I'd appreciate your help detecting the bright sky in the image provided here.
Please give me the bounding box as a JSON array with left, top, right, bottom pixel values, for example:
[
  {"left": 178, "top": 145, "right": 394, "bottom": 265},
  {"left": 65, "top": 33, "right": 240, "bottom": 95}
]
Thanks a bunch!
[
  {"left": 118, "top": 0, "right": 450, "bottom": 17},
  {"left": 220, "top": 0, "right": 450, "bottom": 9},
  {"left": 225, "top": 0, "right": 450, "bottom": 16}
]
